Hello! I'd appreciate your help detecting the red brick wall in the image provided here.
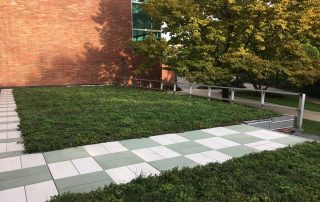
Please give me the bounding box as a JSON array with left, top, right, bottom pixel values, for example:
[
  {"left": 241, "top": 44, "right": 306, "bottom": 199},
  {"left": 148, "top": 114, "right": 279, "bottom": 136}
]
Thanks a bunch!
[{"left": 0, "top": 0, "right": 167, "bottom": 87}]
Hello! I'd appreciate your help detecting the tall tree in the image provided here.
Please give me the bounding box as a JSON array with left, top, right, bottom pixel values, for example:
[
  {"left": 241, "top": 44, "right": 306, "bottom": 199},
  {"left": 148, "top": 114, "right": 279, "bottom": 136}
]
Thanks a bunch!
[{"left": 133, "top": 0, "right": 320, "bottom": 89}]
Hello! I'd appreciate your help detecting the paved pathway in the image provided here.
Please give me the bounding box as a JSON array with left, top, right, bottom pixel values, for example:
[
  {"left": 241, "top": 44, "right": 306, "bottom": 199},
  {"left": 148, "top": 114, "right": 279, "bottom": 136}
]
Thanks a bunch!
[
  {"left": 176, "top": 87, "right": 320, "bottom": 122},
  {"left": 0, "top": 89, "right": 312, "bottom": 202}
]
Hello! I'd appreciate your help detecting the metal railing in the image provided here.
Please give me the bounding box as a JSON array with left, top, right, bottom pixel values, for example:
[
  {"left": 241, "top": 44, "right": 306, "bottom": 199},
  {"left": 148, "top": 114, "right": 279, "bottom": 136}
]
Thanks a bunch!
[{"left": 112, "top": 76, "right": 306, "bottom": 131}]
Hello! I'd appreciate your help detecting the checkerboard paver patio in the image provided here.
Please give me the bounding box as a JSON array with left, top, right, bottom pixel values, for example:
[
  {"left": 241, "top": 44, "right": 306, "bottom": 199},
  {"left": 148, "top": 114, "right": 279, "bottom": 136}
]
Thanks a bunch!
[{"left": 0, "top": 89, "right": 312, "bottom": 202}]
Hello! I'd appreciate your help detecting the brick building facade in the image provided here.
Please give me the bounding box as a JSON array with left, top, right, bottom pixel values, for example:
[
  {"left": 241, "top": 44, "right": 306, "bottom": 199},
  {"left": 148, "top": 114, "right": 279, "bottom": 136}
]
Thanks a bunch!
[{"left": 0, "top": 0, "right": 174, "bottom": 87}]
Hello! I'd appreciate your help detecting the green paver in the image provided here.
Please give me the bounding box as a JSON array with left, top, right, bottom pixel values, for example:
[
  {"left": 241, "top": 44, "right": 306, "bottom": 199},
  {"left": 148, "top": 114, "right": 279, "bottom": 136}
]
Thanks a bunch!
[
  {"left": 226, "top": 124, "right": 260, "bottom": 133},
  {"left": 0, "top": 137, "right": 22, "bottom": 143},
  {"left": 179, "top": 130, "right": 214, "bottom": 141},
  {"left": 272, "top": 136, "right": 309, "bottom": 146},
  {"left": 149, "top": 156, "right": 198, "bottom": 171},
  {"left": 59, "top": 180, "right": 113, "bottom": 194},
  {"left": 218, "top": 145, "right": 258, "bottom": 157},
  {"left": 43, "top": 147, "right": 90, "bottom": 164},
  {"left": 0, "top": 165, "right": 52, "bottom": 191},
  {"left": 120, "top": 138, "right": 160, "bottom": 150},
  {"left": 222, "top": 133, "right": 264, "bottom": 144},
  {"left": 166, "top": 141, "right": 211, "bottom": 155},
  {"left": 0, "top": 150, "right": 24, "bottom": 159},
  {"left": 55, "top": 171, "right": 114, "bottom": 194},
  {"left": 94, "top": 151, "right": 144, "bottom": 169}
]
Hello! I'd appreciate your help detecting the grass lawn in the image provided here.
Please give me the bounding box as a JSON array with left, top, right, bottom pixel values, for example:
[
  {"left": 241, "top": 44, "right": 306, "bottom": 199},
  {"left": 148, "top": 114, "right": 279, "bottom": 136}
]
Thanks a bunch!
[
  {"left": 236, "top": 91, "right": 320, "bottom": 112},
  {"left": 14, "top": 86, "right": 277, "bottom": 153},
  {"left": 303, "top": 119, "right": 320, "bottom": 136},
  {"left": 50, "top": 142, "right": 320, "bottom": 202}
]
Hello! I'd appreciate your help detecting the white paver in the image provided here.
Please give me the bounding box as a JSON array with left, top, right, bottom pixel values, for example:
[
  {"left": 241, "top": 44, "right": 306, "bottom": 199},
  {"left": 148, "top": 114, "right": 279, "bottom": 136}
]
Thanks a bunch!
[
  {"left": 127, "top": 162, "right": 160, "bottom": 177},
  {"left": 25, "top": 180, "right": 58, "bottom": 202},
  {"left": 71, "top": 157, "right": 103, "bottom": 174},
  {"left": 251, "top": 142, "right": 286, "bottom": 151},
  {"left": 246, "top": 130, "right": 287, "bottom": 140},
  {"left": 0, "top": 187, "right": 26, "bottom": 202},
  {"left": 201, "top": 127, "right": 239, "bottom": 136},
  {"left": 0, "top": 143, "right": 6, "bottom": 153},
  {"left": 7, "top": 131, "right": 21, "bottom": 139},
  {"left": 149, "top": 135, "right": 176, "bottom": 145},
  {"left": 6, "top": 142, "right": 24, "bottom": 152},
  {"left": 48, "top": 161, "right": 79, "bottom": 180},
  {"left": 101, "top": 141, "right": 128, "bottom": 153},
  {"left": 0, "top": 132, "right": 7, "bottom": 139},
  {"left": 132, "top": 148, "right": 164, "bottom": 162},
  {"left": 202, "top": 150, "right": 232, "bottom": 163},
  {"left": 186, "top": 153, "right": 217, "bottom": 165},
  {"left": 106, "top": 166, "right": 137, "bottom": 184},
  {"left": 0, "top": 156, "right": 21, "bottom": 173},
  {"left": 149, "top": 146, "right": 180, "bottom": 158},
  {"left": 84, "top": 144, "right": 109, "bottom": 156},
  {"left": 196, "top": 137, "right": 239, "bottom": 149},
  {"left": 150, "top": 134, "right": 189, "bottom": 145},
  {"left": 21, "top": 153, "right": 46, "bottom": 169}
]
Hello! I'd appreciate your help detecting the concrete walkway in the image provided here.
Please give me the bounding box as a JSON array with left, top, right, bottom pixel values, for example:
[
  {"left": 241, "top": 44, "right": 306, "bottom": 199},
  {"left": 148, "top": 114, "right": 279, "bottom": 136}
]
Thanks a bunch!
[
  {"left": 0, "top": 89, "right": 312, "bottom": 202},
  {"left": 177, "top": 86, "right": 320, "bottom": 122}
]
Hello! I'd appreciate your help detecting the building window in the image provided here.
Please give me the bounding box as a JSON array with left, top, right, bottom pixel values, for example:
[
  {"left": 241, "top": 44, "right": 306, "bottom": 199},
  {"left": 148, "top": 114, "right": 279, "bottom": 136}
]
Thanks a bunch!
[{"left": 132, "top": 0, "right": 161, "bottom": 41}]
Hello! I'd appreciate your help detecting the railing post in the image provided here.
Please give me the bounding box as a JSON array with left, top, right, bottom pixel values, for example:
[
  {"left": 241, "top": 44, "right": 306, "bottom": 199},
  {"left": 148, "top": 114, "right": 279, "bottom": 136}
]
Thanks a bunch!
[
  {"left": 173, "top": 82, "right": 177, "bottom": 94},
  {"left": 229, "top": 88, "right": 235, "bottom": 103},
  {"left": 261, "top": 91, "right": 266, "bottom": 109},
  {"left": 189, "top": 83, "right": 193, "bottom": 97},
  {"left": 297, "top": 93, "right": 306, "bottom": 131},
  {"left": 207, "top": 86, "right": 211, "bottom": 101},
  {"left": 123, "top": 78, "right": 126, "bottom": 85},
  {"left": 160, "top": 81, "right": 164, "bottom": 90},
  {"left": 149, "top": 81, "right": 152, "bottom": 88},
  {"left": 140, "top": 80, "right": 142, "bottom": 87}
]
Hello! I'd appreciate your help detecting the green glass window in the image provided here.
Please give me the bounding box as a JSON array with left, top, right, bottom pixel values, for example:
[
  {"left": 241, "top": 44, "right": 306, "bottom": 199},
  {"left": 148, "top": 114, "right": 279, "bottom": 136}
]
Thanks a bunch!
[{"left": 132, "top": 0, "right": 161, "bottom": 41}]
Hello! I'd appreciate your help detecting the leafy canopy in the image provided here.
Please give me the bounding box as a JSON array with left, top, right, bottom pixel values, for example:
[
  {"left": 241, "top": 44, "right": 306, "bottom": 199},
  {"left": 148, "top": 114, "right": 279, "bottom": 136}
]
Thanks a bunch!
[{"left": 133, "top": 0, "right": 320, "bottom": 88}]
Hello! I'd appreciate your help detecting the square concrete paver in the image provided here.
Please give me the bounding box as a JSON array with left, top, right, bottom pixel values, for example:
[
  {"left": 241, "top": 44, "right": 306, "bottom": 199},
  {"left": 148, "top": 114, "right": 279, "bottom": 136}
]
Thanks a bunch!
[
  {"left": 0, "top": 186, "right": 26, "bottom": 202},
  {"left": 0, "top": 165, "right": 52, "bottom": 191},
  {"left": 21, "top": 154, "right": 46, "bottom": 169},
  {"left": 217, "top": 145, "right": 258, "bottom": 157},
  {"left": 149, "top": 134, "right": 189, "bottom": 145},
  {"left": 94, "top": 151, "right": 144, "bottom": 169},
  {"left": 149, "top": 156, "right": 199, "bottom": 171},
  {"left": 201, "top": 127, "right": 240, "bottom": 136},
  {"left": 196, "top": 137, "right": 240, "bottom": 149},
  {"left": 44, "top": 147, "right": 90, "bottom": 164},
  {"left": 55, "top": 171, "right": 114, "bottom": 194},
  {"left": 71, "top": 157, "right": 103, "bottom": 174},
  {"left": 166, "top": 141, "right": 211, "bottom": 155},
  {"left": 25, "top": 180, "right": 58, "bottom": 202},
  {"left": 127, "top": 162, "right": 160, "bottom": 177},
  {"left": 201, "top": 150, "right": 232, "bottom": 163},
  {"left": 179, "top": 130, "right": 214, "bottom": 141},
  {"left": 120, "top": 138, "right": 160, "bottom": 150},
  {"left": 83, "top": 144, "right": 110, "bottom": 157},
  {"left": 222, "top": 134, "right": 264, "bottom": 145},
  {"left": 101, "top": 141, "right": 128, "bottom": 153},
  {"left": 106, "top": 166, "right": 137, "bottom": 184},
  {"left": 48, "top": 161, "right": 79, "bottom": 180},
  {"left": 246, "top": 130, "right": 287, "bottom": 140},
  {"left": 0, "top": 156, "right": 21, "bottom": 173},
  {"left": 185, "top": 153, "right": 217, "bottom": 165},
  {"left": 272, "top": 136, "right": 309, "bottom": 145}
]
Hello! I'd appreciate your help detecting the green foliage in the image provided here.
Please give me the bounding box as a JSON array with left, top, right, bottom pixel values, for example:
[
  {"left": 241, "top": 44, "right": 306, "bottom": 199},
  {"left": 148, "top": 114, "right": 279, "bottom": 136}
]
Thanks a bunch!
[
  {"left": 51, "top": 142, "right": 320, "bottom": 201},
  {"left": 14, "top": 86, "right": 276, "bottom": 153},
  {"left": 133, "top": 0, "right": 320, "bottom": 88},
  {"left": 303, "top": 119, "right": 320, "bottom": 136},
  {"left": 236, "top": 91, "right": 320, "bottom": 112}
]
